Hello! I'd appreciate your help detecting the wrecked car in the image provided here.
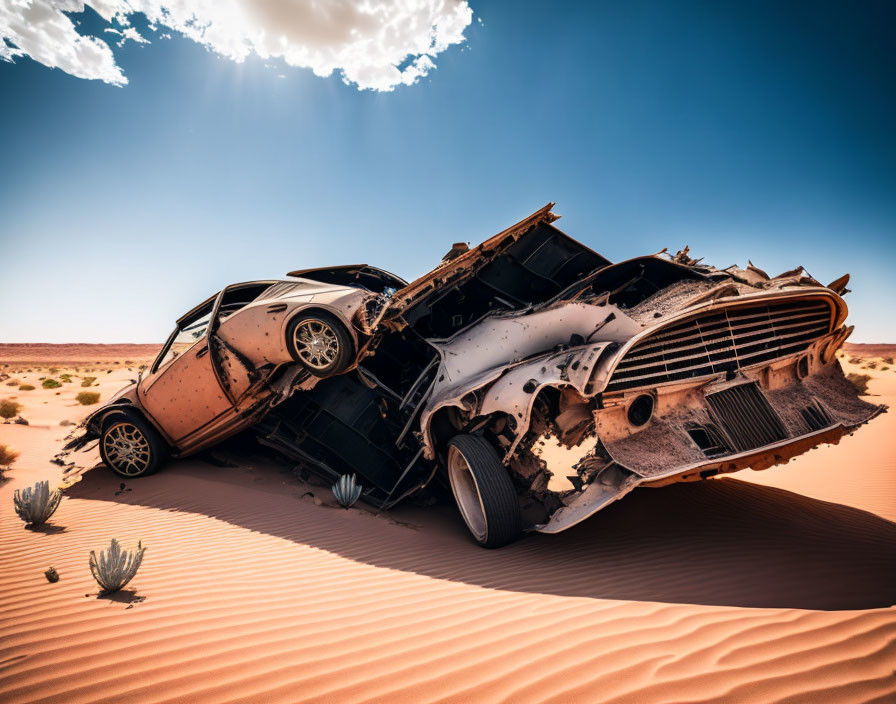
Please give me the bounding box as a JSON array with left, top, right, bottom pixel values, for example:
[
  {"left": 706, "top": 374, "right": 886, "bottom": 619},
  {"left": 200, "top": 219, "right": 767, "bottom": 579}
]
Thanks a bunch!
[
  {"left": 73, "top": 271, "right": 398, "bottom": 477},
  {"left": 70, "top": 204, "right": 885, "bottom": 548}
]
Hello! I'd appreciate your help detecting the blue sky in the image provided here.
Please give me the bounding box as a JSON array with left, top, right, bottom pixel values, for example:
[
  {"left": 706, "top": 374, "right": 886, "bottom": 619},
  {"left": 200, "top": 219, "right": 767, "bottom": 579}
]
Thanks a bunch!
[{"left": 1, "top": 0, "right": 894, "bottom": 343}]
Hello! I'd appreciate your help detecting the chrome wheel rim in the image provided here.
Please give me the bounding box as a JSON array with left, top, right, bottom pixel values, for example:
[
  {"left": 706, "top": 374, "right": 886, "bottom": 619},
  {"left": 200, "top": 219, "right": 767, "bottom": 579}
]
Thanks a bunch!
[
  {"left": 293, "top": 319, "right": 339, "bottom": 370},
  {"left": 447, "top": 445, "right": 488, "bottom": 543},
  {"left": 103, "top": 422, "right": 151, "bottom": 476}
]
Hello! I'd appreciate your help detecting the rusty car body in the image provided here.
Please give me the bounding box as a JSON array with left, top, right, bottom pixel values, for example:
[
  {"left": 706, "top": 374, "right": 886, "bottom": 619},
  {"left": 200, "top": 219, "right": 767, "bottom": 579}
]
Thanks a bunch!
[
  {"left": 72, "top": 272, "right": 399, "bottom": 476},
  {"left": 72, "top": 204, "right": 884, "bottom": 547}
]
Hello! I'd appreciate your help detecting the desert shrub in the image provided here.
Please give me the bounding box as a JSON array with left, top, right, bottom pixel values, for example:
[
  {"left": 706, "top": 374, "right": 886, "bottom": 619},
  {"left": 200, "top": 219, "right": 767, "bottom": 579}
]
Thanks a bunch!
[
  {"left": 0, "top": 399, "right": 22, "bottom": 419},
  {"left": 14, "top": 480, "right": 62, "bottom": 526},
  {"left": 847, "top": 373, "right": 872, "bottom": 395},
  {"left": 848, "top": 357, "right": 861, "bottom": 364},
  {"left": 76, "top": 391, "right": 100, "bottom": 405},
  {"left": 332, "top": 474, "right": 362, "bottom": 508},
  {"left": 866, "top": 361, "right": 878, "bottom": 370},
  {"left": 48, "top": 367, "right": 58, "bottom": 374},
  {"left": 882, "top": 366, "right": 890, "bottom": 371},
  {"left": 19, "top": 384, "right": 35, "bottom": 391},
  {"left": 42, "top": 378, "right": 62, "bottom": 389},
  {"left": 59, "top": 374, "right": 72, "bottom": 383},
  {"left": 884, "top": 357, "right": 894, "bottom": 365},
  {"left": 6, "top": 379, "right": 20, "bottom": 386},
  {"left": 89, "top": 539, "right": 145, "bottom": 594},
  {"left": 80, "top": 376, "right": 97, "bottom": 387},
  {"left": 0, "top": 443, "right": 19, "bottom": 467}
]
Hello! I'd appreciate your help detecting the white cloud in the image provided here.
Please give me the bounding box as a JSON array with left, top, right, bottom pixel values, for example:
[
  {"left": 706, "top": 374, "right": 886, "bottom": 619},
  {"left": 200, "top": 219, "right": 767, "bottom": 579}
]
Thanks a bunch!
[
  {"left": 0, "top": 0, "right": 473, "bottom": 91},
  {"left": 117, "top": 26, "right": 147, "bottom": 46}
]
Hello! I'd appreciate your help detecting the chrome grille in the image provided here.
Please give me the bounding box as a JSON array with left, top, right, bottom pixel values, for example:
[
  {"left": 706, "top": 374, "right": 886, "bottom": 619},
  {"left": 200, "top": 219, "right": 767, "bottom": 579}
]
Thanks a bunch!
[
  {"left": 606, "top": 298, "right": 832, "bottom": 391},
  {"left": 705, "top": 382, "right": 788, "bottom": 451}
]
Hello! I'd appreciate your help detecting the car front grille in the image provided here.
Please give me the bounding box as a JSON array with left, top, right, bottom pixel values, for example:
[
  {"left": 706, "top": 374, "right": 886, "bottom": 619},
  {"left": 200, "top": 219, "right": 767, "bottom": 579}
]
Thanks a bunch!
[
  {"left": 705, "top": 382, "right": 788, "bottom": 452},
  {"left": 606, "top": 298, "right": 833, "bottom": 392}
]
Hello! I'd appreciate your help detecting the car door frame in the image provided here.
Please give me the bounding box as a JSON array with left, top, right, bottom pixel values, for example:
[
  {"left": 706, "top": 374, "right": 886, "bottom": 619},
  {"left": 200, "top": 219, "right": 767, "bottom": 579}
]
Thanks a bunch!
[{"left": 137, "top": 289, "right": 235, "bottom": 446}]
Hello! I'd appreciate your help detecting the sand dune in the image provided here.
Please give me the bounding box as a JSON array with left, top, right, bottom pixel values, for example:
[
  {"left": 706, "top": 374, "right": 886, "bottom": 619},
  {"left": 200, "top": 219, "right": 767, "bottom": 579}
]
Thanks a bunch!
[{"left": 1, "top": 351, "right": 894, "bottom": 703}]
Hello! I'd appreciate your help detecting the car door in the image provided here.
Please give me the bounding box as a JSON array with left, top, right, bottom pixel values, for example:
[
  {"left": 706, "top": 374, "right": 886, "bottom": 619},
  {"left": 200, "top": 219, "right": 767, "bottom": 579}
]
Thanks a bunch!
[{"left": 139, "top": 294, "right": 233, "bottom": 443}]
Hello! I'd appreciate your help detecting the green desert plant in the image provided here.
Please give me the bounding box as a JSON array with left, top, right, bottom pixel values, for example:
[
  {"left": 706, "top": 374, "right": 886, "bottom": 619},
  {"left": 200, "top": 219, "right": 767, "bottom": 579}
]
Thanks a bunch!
[
  {"left": 0, "top": 399, "right": 22, "bottom": 419},
  {"left": 80, "top": 376, "right": 97, "bottom": 387},
  {"left": 0, "top": 443, "right": 20, "bottom": 468},
  {"left": 89, "top": 539, "right": 145, "bottom": 594},
  {"left": 59, "top": 374, "right": 72, "bottom": 383},
  {"left": 75, "top": 391, "right": 101, "bottom": 405},
  {"left": 42, "top": 378, "right": 62, "bottom": 389},
  {"left": 14, "top": 480, "right": 63, "bottom": 526},
  {"left": 332, "top": 473, "right": 362, "bottom": 508},
  {"left": 847, "top": 373, "right": 872, "bottom": 395},
  {"left": 18, "top": 384, "right": 35, "bottom": 391}
]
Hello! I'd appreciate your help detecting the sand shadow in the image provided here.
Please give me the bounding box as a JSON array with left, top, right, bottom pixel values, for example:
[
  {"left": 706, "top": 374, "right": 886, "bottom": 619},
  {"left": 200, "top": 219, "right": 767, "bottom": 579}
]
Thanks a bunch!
[
  {"left": 25, "top": 523, "right": 66, "bottom": 534},
  {"left": 97, "top": 589, "right": 145, "bottom": 605},
  {"left": 68, "top": 460, "right": 896, "bottom": 611}
]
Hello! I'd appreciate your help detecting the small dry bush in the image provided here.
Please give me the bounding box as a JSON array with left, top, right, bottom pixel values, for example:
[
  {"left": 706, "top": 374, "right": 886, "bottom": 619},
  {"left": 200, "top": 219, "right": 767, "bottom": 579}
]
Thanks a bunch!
[
  {"left": 89, "top": 539, "right": 145, "bottom": 594},
  {"left": 866, "top": 361, "right": 878, "bottom": 370},
  {"left": 14, "top": 480, "right": 62, "bottom": 526},
  {"left": 884, "top": 357, "right": 894, "bottom": 365},
  {"left": 76, "top": 391, "right": 101, "bottom": 405},
  {"left": 848, "top": 357, "right": 861, "bottom": 364},
  {"left": 847, "top": 373, "right": 872, "bottom": 395},
  {"left": 81, "top": 376, "right": 97, "bottom": 387},
  {"left": 6, "top": 379, "right": 20, "bottom": 386},
  {"left": 59, "top": 374, "right": 72, "bottom": 383},
  {"left": 0, "top": 399, "right": 22, "bottom": 419},
  {"left": 19, "top": 384, "right": 35, "bottom": 391},
  {"left": 42, "top": 378, "right": 62, "bottom": 389},
  {"left": 0, "top": 443, "right": 19, "bottom": 467}
]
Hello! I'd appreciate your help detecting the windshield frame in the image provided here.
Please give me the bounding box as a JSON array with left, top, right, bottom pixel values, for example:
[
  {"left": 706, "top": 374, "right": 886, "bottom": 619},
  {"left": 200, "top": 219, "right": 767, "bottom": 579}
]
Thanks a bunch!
[{"left": 149, "top": 291, "right": 220, "bottom": 374}]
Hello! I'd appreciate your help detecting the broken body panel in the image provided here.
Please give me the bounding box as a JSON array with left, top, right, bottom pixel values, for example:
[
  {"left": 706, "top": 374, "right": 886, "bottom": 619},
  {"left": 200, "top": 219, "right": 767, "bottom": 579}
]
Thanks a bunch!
[{"left": 265, "top": 205, "right": 882, "bottom": 534}]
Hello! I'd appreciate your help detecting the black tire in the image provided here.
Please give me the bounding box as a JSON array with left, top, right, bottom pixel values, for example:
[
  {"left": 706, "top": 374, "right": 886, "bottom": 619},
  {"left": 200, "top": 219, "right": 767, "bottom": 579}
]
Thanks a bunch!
[
  {"left": 446, "top": 434, "right": 523, "bottom": 548},
  {"left": 99, "top": 410, "right": 168, "bottom": 478},
  {"left": 286, "top": 311, "right": 354, "bottom": 377}
]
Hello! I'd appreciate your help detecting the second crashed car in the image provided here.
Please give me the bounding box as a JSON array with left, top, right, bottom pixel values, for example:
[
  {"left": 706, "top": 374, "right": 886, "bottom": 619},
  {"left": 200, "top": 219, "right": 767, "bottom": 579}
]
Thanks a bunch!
[
  {"left": 73, "top": 205, "right": 884, "bottom": 547},
  {"left": 82, "top": 269, "right": 400, "bottom": 476}
]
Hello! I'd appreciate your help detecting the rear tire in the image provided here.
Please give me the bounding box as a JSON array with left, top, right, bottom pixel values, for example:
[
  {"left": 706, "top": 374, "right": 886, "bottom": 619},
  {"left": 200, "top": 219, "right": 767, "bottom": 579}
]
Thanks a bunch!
[
  {"left": 99, "top": 410, "right": 168, "bottom": 478},
  {"left": 287, "top": 311, "right": 353, "bottom": 377},
  {"left": 446, "top": 434, "right": 523, "bottom": 548}
]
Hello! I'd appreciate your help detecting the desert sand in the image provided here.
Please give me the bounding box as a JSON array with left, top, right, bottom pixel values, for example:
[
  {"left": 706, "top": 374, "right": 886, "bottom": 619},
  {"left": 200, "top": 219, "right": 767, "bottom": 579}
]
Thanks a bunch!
[{"left": 0, "top": 346, "right": 894, "bottom": 703}]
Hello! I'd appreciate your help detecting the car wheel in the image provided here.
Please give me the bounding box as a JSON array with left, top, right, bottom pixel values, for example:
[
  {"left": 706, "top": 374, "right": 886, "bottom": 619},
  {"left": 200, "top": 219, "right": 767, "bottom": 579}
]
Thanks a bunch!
[
  {"left": 446, "top": 434, "right": 523, "bottom": 548},
  {"left": 287, "top": 311, "right": 353, "bottom": 377},
  {"left": 99, "top": 411, "right": 168, "bottom": 478}
]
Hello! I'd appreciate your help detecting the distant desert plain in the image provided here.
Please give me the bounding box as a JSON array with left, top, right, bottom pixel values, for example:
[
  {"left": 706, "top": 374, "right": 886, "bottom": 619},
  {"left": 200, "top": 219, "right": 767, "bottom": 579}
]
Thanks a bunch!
[{"left": 0, "top": 342, "right": 894, "bottom": 703}]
